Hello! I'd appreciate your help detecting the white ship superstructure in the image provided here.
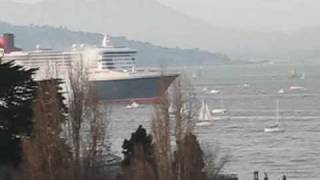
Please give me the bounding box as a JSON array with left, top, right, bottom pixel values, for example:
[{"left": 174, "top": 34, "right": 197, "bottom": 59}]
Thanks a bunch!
[{"left": 3, "top": 35, "right": 138, "bottom": 80}]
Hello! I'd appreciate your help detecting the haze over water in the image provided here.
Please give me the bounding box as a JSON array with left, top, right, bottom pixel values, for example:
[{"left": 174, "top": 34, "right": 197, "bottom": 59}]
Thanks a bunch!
[{"left": 109, "top": 62, "right": 320, "bottom": 180}]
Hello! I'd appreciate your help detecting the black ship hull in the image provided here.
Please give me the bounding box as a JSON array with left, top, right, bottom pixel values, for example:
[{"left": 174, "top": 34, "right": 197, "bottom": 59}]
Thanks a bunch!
[{"left": 93, "top": 74, "right": 178, "bottom": 103}]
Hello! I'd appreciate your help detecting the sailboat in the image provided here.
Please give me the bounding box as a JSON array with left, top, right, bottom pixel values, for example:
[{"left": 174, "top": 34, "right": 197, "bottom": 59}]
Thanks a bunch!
[
  {"left": 289, "top": 67, "right": 305, "bottom": 79},
  {"left": 264, "top": 100, "right": 284, "bottom": 133},
  {"left": 196, "top": 100, "right": 213, "bottom": 126}
]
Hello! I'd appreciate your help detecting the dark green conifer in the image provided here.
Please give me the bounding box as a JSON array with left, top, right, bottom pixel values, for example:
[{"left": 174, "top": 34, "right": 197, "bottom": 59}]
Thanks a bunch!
[
  {"left": 121, "top": 125, "right": 153, "bottom": 166},
  {"left": 0, "top": 60, "right": 37, "bottom": 164}
]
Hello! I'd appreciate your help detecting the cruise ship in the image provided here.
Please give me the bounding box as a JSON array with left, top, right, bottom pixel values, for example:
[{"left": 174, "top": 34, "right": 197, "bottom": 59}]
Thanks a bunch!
[{"left": 0, "top": 33, "right": 179, "bottom": 103}]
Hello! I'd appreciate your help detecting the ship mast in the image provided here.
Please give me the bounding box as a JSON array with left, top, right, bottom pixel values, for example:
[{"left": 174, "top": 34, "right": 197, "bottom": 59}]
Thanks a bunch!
[{"left": 102, "top": 34, "right": 113, "bottom": 47}]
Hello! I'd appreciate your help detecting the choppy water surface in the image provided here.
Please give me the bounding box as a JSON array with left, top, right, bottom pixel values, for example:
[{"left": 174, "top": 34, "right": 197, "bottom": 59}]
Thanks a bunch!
[{"left": 109, "top": 63, "right": 320, "bottom": 180}]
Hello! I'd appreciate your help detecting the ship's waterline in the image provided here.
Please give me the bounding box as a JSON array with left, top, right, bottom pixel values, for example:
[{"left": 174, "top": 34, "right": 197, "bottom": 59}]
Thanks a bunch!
[{"left": 94, "top": 74, "right": 178, "bottom": 103}]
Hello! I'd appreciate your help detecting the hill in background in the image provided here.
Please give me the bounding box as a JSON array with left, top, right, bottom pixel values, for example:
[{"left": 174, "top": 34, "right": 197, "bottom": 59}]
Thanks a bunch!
[
  {"left": 1, "top": 0, "right": 320, "bottom": 61},
  {"left": 0, "top": 21, "right": 230, "bottom": 67}
]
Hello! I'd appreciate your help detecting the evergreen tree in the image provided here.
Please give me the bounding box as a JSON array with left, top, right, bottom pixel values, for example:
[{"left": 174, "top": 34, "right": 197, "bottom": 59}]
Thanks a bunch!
[
  {"left": 121, "top": 125, "right": 153, "bottom": 166},
  {"left": 0, "top": 60, "right": 37, "bottom": 164},
  {"left": 120, "top": 125, "right": 157, "bottom": 180}
]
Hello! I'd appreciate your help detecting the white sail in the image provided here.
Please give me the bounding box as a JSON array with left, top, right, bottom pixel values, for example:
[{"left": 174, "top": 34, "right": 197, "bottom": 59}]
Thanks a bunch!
[
  {"left": 198, "top": 100, "right": 205, "bottom": 120},
  {"left": 205, "top": 103, "right": 211, "bottom": 120},
  {"left": 276, "top": 99, "right": 280, "bottom": 125},
  {"left": 264, "top": 99, "right": 284, "bottom": 133},
  {"left": 199, "top": 100, "right": 212, "bottom": 121}
]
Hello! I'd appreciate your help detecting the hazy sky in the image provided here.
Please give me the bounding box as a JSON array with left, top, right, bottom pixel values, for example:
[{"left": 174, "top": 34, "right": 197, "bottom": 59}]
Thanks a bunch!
[
  {"left": 3, "top": 0, "right": 320, "bottom": 32},
  {"left": 156, "top": 0, "right": 320, "bottom": 32}
]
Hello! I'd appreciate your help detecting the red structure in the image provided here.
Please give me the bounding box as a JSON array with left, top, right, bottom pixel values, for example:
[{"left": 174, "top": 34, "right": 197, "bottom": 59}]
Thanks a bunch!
[{"left": 0, "top": 33, "right": 21, "bottom": 53}]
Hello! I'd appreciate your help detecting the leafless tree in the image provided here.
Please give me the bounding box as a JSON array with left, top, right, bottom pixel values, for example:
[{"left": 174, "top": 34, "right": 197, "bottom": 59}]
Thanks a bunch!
[
  {"left": 151, "top": 74, "right": 176, "bottom": 180},
  {"left": 82, "top": 85, "right": 111, "bottom": 180},
  {"left": 21, "top": 80, "right": 72, "bottom": 180},
  {"left": 67, "top": 60, "right": 88, "bottom": 176},
  {"left": 151, "top": 75, "right": 202, "bottom": 180},
  {"left": 65, "top": 59, "right": 111, "bottom": 180},
  {"left": 151, "top": 75, "right": 229, "bottom": 180}
]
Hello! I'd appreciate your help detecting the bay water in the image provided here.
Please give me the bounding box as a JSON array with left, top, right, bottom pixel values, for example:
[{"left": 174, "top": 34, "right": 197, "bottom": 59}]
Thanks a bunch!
[{"left": 109, "top": 62, "right": 320, "bottom": 180}]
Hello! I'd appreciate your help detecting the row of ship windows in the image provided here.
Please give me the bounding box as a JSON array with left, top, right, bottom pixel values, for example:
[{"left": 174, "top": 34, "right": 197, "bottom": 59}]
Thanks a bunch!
[
  {"left": 101, "top": 58, "right": 134, "bottom": 62},
  {"left": 101, "top": 54, "right": 136, "bottom": 57},
  {"left": 102, "top": 52, "right": 136, "bottom": 55},
  {"left": 4, "top": 55, "right": 80, "bottom": 59},
  {"left": 101, "top": 61, "right": 134, "bottom": 65},
  {"left": 6, "top": 59, "right": 134, "bottom": 64},
  {"left": 6, "top": 59, "right": 76, "bottom": 63},
  {"left": 5, "top": 56, "right": 134, "bottom": 62},
  {"left": 15, "top": 61, "right": 132, "bottom": 68},
  {"left": 14, "top": 61, "right": 134, "bottom": 68},
  {"left": 14, "top": 60, "right": 73, "bottom": 64},
  {"left": 4, "top": 53, "right": 135, "bottom": 60},
  {"left": 15, "top": 61, "right": 72, "bottom": 65}
]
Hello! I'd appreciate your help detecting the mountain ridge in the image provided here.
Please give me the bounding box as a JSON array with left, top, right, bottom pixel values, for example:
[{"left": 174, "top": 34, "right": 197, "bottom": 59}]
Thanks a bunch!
[
  {"left": 0, "top": 21, "right": 231, "bottom": 66},
  {"left": 0, "top": 0, "right": 320, "bottom": 61},
  {"left": 0, "top": 0, "right": 258, "bottom": 53}
]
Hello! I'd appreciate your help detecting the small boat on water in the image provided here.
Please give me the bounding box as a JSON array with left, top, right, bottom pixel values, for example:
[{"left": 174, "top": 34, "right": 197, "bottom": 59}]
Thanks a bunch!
[
  {"left": 211, "top": 95, "right": 227, "bottom": 115},
  {"left": 196, "top": 121, "right": 212, "bottom": 126},
  {"left": 202, "top": 87, "right": 209, "bottom": 92},
  {"left": 211, "top": 109, "right": 227, "bottom": 115},
  {"left": 126, "top": 101, "right": 142, "bottom": 109},
  {"left": 209, "top": 89, "right": 220, "bottom": 94},
  {"left": 243, "top": 83, "right": 250, "bottom": 88},
  {"left": 289, "top": 86, "right": 307, "bottom": 91},
  {"left": 264, "top": 124, "right": 284, "bottom": 133},
  {"left": 264, "top": 100, "right": 285, "bottom": 133},
  {"left": 278, "top": 89, "right": 285, "bottom": 94}
]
